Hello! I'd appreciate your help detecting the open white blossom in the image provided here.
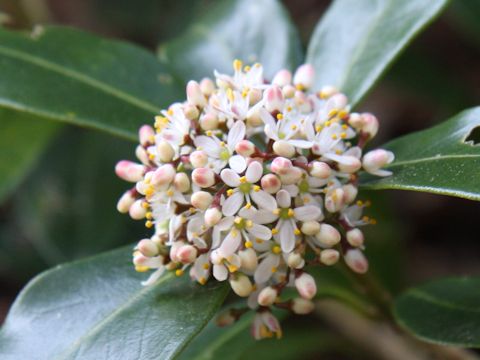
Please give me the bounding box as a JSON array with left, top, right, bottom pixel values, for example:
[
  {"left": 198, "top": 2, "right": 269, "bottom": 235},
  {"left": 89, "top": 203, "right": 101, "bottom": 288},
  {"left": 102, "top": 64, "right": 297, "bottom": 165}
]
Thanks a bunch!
[{"left": 116, "top": 60, "right": 394, "bottom": 340}]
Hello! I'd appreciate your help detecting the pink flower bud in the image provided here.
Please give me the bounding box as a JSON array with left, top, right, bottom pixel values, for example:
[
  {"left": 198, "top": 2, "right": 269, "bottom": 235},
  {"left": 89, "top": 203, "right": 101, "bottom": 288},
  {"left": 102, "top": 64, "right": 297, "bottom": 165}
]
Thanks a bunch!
[
  {"left": 287, "top": 252, "right": 305, "bottom": 269},
  {"left": 249, "top": 88, "right": 263, "bottom": 105},
  {"left": 156, "top": 140, "right": 175, "bottom": 163},
  {"left": 169, "top": 241, "right": 185, "bottom": 263},
  {"left": 362, "top": 149, "right": 394, "bottom": 176},
  {"left": 129, "top": 199, "right": 147, "bottom": 220},
  {"left": 205, "top": 207, "right": 222, "bottom": 226},
  {"left": 138, "top": 239, "right": 159, "bottom": 257},
  {"left": 320, "top": 249, "right": 340, "bottom": 265},
  {"left": 186, "top": 80, "right": 207, "bottom": 108},
  {"left": 177, "top": 245, "right": 198, "bottom": 264},
  {"left": 230, "top": 273, "right": 253, "bottom": 297},
  {"left": 139, "top": 125, "right": 154, "bottom": 146},
  {"left": 325, "top": 188, "right": 345, "bottom": 213},
  {"left": 238, "top": 248, "right": 258, "bottom": 271},
  {"left": 151, "top": 164, "right": 176, "bottom": 187},
  {"left": 258, "top": 286, "right": 278, "bottom": 306},
  {"left": 310, "top": 161, "right": 331, "bottom": 179},
  {"left": 264, "top": 85, "right": 284, "bottom": 113},
  {"left": 174, "top": 172, "right": 190, "bottom": 192},
  {"left": 135, "top": 145, "right": 149, "bottom": 165},
  {"left": 116, "top": 190, "right": 136, "bottom": 213},
  {"left": 361, "top": 113, "right": 379, "bottom": 138},
  {"left": 295, "top": 272, "right": 317, "bottom": 300},
  {"left": 190, "top": 150, "right": 208, "bottom": 168},
  {"left": 342, "top": 184, "right": 358, "bottom": 204},
  {"left": 329, "top": 93, "right": 348, "bottom": 110},
  {"left": 315, "top": 224, "right": 341, "bottom": 247},
  {"left": 282, "top": 84, "right": 296, "bottom": 98},
  {"left": 291, "top": 298, "right": 315, "bottom": 315},
  {"left": 273, "top": 140, "right": 295, "bottom": 158},
  {"left": 272, "top": 69, "right": 292, "bottom": 87},
  {"left": 318, "top": 85, "right": 338, "bottom": 99},
  {"left": 348, "top": 112, "right": 363, "bottom": 129},
  {"left": 115, "top": 160, "right": 145, "bottom": 182},
  {"left": 199, "top": 112, "right": 219, "bottom": 130},
  {"left": 261, "top": 174, "right": 281, "bottom": 194},
  {"left": 235, "top": 140, "right": 255, "bottom": 157},
  {"left": 337, "top": 156, "right": 362, "bottom": 173},
  {"left": 191, "top": 191, "right": 213, "bottom": 210},
  {"left": 192, "top": 167, "right": 215, "bottom": 188},
  {"left": 270, "top": 157, "right": 292, "bottom": 175},
  {"left": 279, "top": 166, "right": 302, "bottom": 185},
  {"left": 301, "top": 221, "right": 321, "bottom": 236},
  {"left": 346, "top": 228, "right": 364, "bottom": 247},
  {"left": 199, "top": 77, "right": 215, "bottom": 97},
  {"left": 293, "top": 64, "right": 315, "bottom": 90},
  {"left": 345, "top": 249, "right": 369, "bottom": 274},
  {"left": 183, "top": 103, "right": 199, "bottom": 120}
]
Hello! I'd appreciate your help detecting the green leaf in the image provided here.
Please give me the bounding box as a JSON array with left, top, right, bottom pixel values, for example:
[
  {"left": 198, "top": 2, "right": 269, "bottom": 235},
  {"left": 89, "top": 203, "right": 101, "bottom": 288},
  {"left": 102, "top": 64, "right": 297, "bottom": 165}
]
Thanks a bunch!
[
  {"left": 394, "top": 277, "right": 480, "bottom": 347},
  {"left": 306, "top": 0, "right": 449, "bottom": 107},
  {"left": 0, "top": 246, "right": 229, "bottom": 360},
  {"left": 360, "top": 107, "right": 480, "bottom": 201},
  {"left": 0, "top": 110, "right": 59, "bottom": 203},
  {"left": 0, "top": 26, "right": 182, "bottom": 141},
  {"left": 159, "top": 0, "right": 302, "bottom": 81}
]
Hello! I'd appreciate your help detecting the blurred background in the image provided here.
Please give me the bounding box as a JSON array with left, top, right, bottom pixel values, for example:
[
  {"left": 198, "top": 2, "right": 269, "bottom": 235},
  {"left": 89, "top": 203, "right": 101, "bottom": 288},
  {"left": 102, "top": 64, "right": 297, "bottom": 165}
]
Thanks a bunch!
[{"left": 0, "top": 0, "right": 479, "bottom": 357}]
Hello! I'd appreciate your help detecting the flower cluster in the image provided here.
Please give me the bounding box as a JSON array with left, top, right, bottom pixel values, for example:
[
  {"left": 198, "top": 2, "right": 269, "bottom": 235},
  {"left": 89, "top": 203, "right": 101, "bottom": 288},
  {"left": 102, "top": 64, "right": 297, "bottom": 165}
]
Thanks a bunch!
[{"left": 115, "top": 60, "right": 394, "bottom": 339}]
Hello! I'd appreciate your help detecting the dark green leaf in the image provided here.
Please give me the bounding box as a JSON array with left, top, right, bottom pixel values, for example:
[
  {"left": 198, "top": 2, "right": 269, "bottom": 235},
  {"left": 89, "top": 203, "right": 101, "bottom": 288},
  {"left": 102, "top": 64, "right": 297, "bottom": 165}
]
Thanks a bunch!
[
  {"left": 159, "top": 0, "right": 302, "bottom": 81},
  {"left": 361, "top": 107, "right": 480, "bottom": 201},
  {"left": 0, "top": 110, "right": 59, "bottom": 203},
  {"left": 0, "top": 246, "right": 229, "bottom": 360},
  {"left": 394, "top": 277, "right": 480, "bottom": 347},
  {"left": 306, "top": 0, "right": 449, "bottom": 107},
  {"left": 0, "top": 26, "right": 182, "bottom": 141}
]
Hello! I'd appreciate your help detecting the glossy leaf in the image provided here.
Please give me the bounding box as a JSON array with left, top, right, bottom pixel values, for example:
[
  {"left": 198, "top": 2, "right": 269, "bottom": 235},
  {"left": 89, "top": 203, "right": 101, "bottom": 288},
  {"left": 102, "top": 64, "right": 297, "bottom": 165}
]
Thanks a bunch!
[
  {"left": 306, "top": 0, "right": 449, "bottom": 107},
  {"left": 0, "top": 26, "right": 182, "bottom": 141},
  {"left": 394, "top": 277, "right": 480, "bottom": 347},
  {"left": 361, "top": 107, "right": 480, "bottom": 201},
  {"left": 0, "top": 110, "right": 59, "bottom": 203},
  {"left": 0, "top": 246, "right": 229, "bottom": 360},
  {"left": 159, "top": 0, "right": 302, "bottom": 81}
]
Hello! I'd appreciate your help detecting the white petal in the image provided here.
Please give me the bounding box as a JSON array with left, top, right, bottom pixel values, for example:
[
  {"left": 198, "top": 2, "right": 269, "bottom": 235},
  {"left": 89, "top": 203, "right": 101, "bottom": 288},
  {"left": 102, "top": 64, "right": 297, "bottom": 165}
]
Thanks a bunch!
[
  {"left": 194, "top": 136, "right": 219, "bottom": 157},
  {"left": 283, "top": 184, "right": 299, "bottom": 197},
  {"left": 216, "top": 216, "right": 235, "bottom": 231},
  {"left": 238, "top": 206, "right": 256, "bottom": 219},
  {"left": 251, "top": 190, "right": 277, "bottom": 211},
  {"left": 280, "top": 220, "right": 295, "bottom": 253},
  {"left": 219, "top": 229, "right": 241, "bottom": 256},
  {"left": 227, "top": 121, "right": 246, "bottom": 148},
  {"left": 229, "top": 155, "right": 247, "bottom": 173},
  {"left": 294, "top": 205, "right": 322, "bottom": 221},
  {"left": 248, "top": 224, "right": 272, "bottom": 240},
  {"left": 141, "top": 267, "right": 165, "bottom": 286},
  {"left": 221, "top": 168, "right": 241, "bottom": 187},
  {"left": 213, "top": 264, "right": 228, "bottom": 281},
  {"left": 369, "top": 169, "right": 393, "bottom": 177},
  {"left": 254, "top": 254, "right": 279, "bottom": 284},
  {"left": 255, "top": 209, "right": 278, "bottom": 224},
  {"left": 264, "top": 124, "right": 279, "bottom": 141},
  {"left": 288, "top": 139, "right": 313, "bottom": 149},
  {"left": 276, "top": 189, "right": 291, "bottom": 208},
  {"left": 260, "top": 108, "right": 277, "bottom": 129},
  {"left": 246, "top": 161, "right": 263, "bottom": 183},
  {"left": 222, "top": 191, "right": 244, "bottom": 216}
]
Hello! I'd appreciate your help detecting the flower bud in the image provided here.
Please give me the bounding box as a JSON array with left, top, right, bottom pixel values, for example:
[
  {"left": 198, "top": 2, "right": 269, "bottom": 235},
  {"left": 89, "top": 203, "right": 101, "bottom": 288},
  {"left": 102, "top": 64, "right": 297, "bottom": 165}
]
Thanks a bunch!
[
  {"left": 230, "top": 273, "right": 253, "bottom": 297},
  {"left": 117, "top": 190, "right": 136, "bottom": 213},
  {"left": 200, "top": 77, "right": 215, "bottom": 97},
  {"left": 315, "top": 224, "right": 341, "bottom": 247},
  {"left": 337, "top": 156, "right": 362, "bottom": 173},
  {"left": 135, "top": 145, "right": 149, "bottom": 165},
  {"left": 249, "top": 89, "right": 262, "bottom": 105},
  {"left": 151, "top": 164, "right": 176, "bottom": 187},
  {"left": 320, "top": 249, "right": 340, "bottom": 265},
  {"left": 279, "top": 166, "right": 302, "bottom": 185},
  {"left": 238, "top": 248, "right": 258, "bottom": 271},
  {"left": 190, "top": 150, "right": 208, "bottom": 168},
  {"left": 174, "top": 172, "right": 190, "bottom": 192},
  {"left": 346, "top": 228, "right": 364, "bottom": 247},
  {"left": 169, "top": 241, "right": 185, "bottom": 263},
  {"left": 129, "top": 199, "right": 147, "bottom": 220},
  {"left": 282, "top": 84, "right": 296, "bottom": 98},
  {"left": 138, "top": 239, "right": 159, "bottom": 257},
  {"left": 186, "top": 80, "right": 207, "bottom": 108},
  {"left": 139, "top": 125, "right": 154, "bottom": 146},
  {"left": 291, "top": 298, "right": 315, "bottom": 315},
  {"left": 270, "top": 157, "right": 292, "bottom": 175},
  {"left": 287, "top": 252, "right": 305, "bottom": 269},
  {"left": 345, "top": 249, "right": 369, "bottom": 274},
  {"left": 348, "top": 112, "right": 363, "bottom": 129},
  {"left": 177, "top": 245, "right": 198, "bottom": 264},
  {"left": 318, "top": 85, "right": 338, "bottom": 99},
  {"left": 362, "top": 149, "right": 394, "bottom": 176},
  {"left": 192, "top": 167, "right": 215, "bottom": 187},
  {"left": 310, "top": 161, "right": 331, "bottom": 179},
  {"left": 205, "top": 207, "right": 222, "bottom": 226},
  {"left": 342, "top": 184, "right": 358, "bottom": 204},
  {"left": 295, "top": 272, "right": 317, "bottom": 299},
  {"left": 235, "top": 140, "right": 255, "bottom": 157},
  {"left": 301, "top": 221, "right": 321, "bottom": 236},
  {"left": 246, "top": 107, "right": 263, "bottom": 127},
  {"left": 361, "top": 113, "right": 379, "bottom": 138},
  {"left": 325, "top": 188, "right": 345, "bottom": 213},
  {"left": 264, "top": 85, "right": 284, "bottom": 113},
  {"left": 199, "top": 112, "right": 219, "bottom": 130},
  {"left": 216, "top": 310, "right": 236, "bottom": 327},
  {"left": 261, "top": 174, "right": 281, "bottom": 194},
  {"left": 273, "top": 140, "right": 296, "bottom": 158},
  {"left": 183, "top": 103, "right": 199, "bottom": 120},
  {"left": 293, "top": 64, "right": 314, "bottom": 90},
  {"left": 272, "top": 69, "right": 292, "bottom": 87},
  {"left": 191, "top": 191, "right": 213, "bottom": 210},
  {"left": 156, "top": 140, "right": 175, "bottom": 163},
  {"left": 115, "top": 160, "right": 145, "bottom": 182},
  {"left": 258, "top": 286, "right": 278, "bottom": 306}
]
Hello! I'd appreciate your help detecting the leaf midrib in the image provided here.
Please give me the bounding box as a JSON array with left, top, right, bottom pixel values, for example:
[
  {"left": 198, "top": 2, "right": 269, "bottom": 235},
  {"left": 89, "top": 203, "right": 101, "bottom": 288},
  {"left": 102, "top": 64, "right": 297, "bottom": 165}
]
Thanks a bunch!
[
  {"left": 0, "top": 44, "right": 161, "bottom": 114},
  {"left": 404, "top": 289, "right": 480, "bottom": 314},
  {"left": 385, "top": 153, "right": 480, "bottom": 168}
]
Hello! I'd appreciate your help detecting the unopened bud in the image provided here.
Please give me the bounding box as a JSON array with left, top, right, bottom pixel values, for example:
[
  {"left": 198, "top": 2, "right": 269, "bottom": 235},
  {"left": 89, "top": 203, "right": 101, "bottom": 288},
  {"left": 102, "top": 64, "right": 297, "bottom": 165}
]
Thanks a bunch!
[
  {"left": 192, "top": 167, "right": 215, "bottom": 187},
  {"left": 138, "top": 239, "right": 159, "bottom": 257},
  {"left": 264, "top": 86, "right": 284, "bottom": 113},
  {"left": 151, "top": 164, "right": 176, "bottom": 187},
  {"left": 177, "top": 245, "right": 198, "bottom": 264},
  {"left": 129, "top": 199, "right": 147, "bottom": 220},
  {"left": 200, "top": 78, "right": 215, "bottom": 97},
  {"left": 315, "top": 224, "right": 341, "bottom": 247},
  {"left": 135, "top": 145, "right": 150, "bottom": 165},
  {"left": 325, "top": 188, "right": 345, "bottom": 213},
  {"left": 139, "top": 125, "right": 155, "bottom": 146},
  {"left": 239, "top": 248, "right": 258, "bottom": 271},
  {"left": 279, "top": 166, "right": 303, "bottom": 185},
  {"left": 205, "top": 207, "right": 222, "bottom": 226},
  {"left": 318, "top": 85, "right": 338, "bottom": 99},
  {"left": 169, "top": 241, "right": 185, "bottom": 263},
  {"left": 273, "top": 140, "right": 296, "bottom": 158},
  {"left": 174, "top": 172, "right": 190, "bottom": 193},
  {"left": 270, "top": 157, "right": 292, "bottom": 175},
  {"left": 115, "top": 160, "right": 145, "bottom": 182},
  {"left": 301, "top": 221, "right": 321, "bottom": 236},
  {"left": 362, "top": 149, "right": 394, "bottom": 176},
  {"left": 199, "top": 112, "right": 219, "bottom": 130},
  {"left": 310, "top": 161, "right": 331, "bottom": 179},
  {"left": 295, "top": 272, "right": 317, "bottom": 300},
  {"left": 346, "top": 228, "right": 364, "bottom": 247},
  {"left": 183, "top": 103, "right": 199, "bottom": 120},
  {"left": 261, "top": 174, "right": 281, "bottom": 194},
  {"left": 235, "top": 140, "right": 255, "bottom": 157},
  {"left": 156, "top": 140, "right": 175, "bottom": 163},
  {"left": 337, "top": 156, "right": 362, "bottom": 173},
  {"left": 320, "top": 249, "right": 340, "bottom": 265},
  {"left": 186, "top": 80, "right": 207, "bottom": 107},
  {"left": 361, "top": 113, "right": 379, "bottom": 139},
  {"left": 272, "top": 69, "right": 292, "bottom": 87},
  {"left": 191, "top": 191, "right": 213, "bottom": 210},
  {"left": 345, "top": 249, "right": 369, "bottom": 274},
  {"left": 249, "top": 89, "right": 263, "bottom": 105},
  {"left": 117, "top": 190, "right": 136, "bottom": 213},
  {"left": 190, "top": 150, "right": 208, "bottom": 168},
  {"left": 348, "top": 112, "right": 363, "bottom": 129},
  {"left": 293, "top": 64, "right": 314, "bottom": 90},
  {"left": 230, "top": 273, "right": 253, "bottom": 297},
  {"left": 258, "top": 286, "right": 278, "bottom": 306},
  {"left": 282, "top": 84, "right": 296, "bottom": 98},
  {"left": 216, "top": 310, "right": 236, "bottom": 327},
  {"left": 291, "top": 298, "right": 315, "bottom": 315},
  {"left": 342, "top": 184, "right": 358, "bottom": 204},
  {"left": 287, "top": 252, "right": 305, "bottom": 269},
  {"left": 246, "top": 108, "right": 263, "bottom": 127}
]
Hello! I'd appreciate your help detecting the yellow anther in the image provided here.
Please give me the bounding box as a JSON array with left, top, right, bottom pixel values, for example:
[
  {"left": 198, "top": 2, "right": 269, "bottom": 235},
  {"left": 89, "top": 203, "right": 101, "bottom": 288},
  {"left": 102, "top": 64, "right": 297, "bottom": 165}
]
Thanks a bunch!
[
  {"left": 233, "top": 59, "right": 243, "bottom": 71},
  {"left": 246, "top": 220, "right": 253, "bottom": 228},
  {"left": 241, "top": 90, "right": 248, "bottom": 98},
  {"left": 328, "top": 109, "right": 338, "bottom": 117},
  {"left": 145, "top": 187, "right": 154, "bottom": 197},
  {"left": 335, "top": 149, "right": 343, "bottom": 155},
  {"left": 253, "top": 185, "right": 261, "bottom": 192},
  {"left": 271, "top": 266, "right": 278, "bottom": 273},
  {"left": 199, "top": 277, "right": 207, "bottom": 285},
  {"left": 254, "top": 63, "right": 261, "bottom": 68},
  {"left": 227, "top": 88, "right": 234, "bottom": 101},
  {"left": 318, "top": 91, "right": 327, "bottom": 99},
  {"left": 294, "top": 228, "right": 301, "bottom": 236},
  {"left": 234, "top": 217, "right": 242, "bottom": 225},
  {"left": 167, "top": 109, "right": 174, "bottom": 116},
  {"left": 231, "top": 230, "right": 238, "bottom": 237},
  {"left": 342, "top": 124, "right": 348, "bottom": 130},
  {"left": 271, "top": 228, "right": 279, "bottom": 235},
  {"left": 356, "top": 200, "right": 364, "bottom": 206},
  {"left": 166, "top": 189, "right": 174, "bottom": 197},
  {"left": 315, "top": 125, "right": 322, "bottom": 132},
  {"left": 370, "top": 218, "right": 377, "bottom": 225},
  {"left": 331, "top": 134, "right": 338, "bottom": 140},
  {"left": 295, "top": 84, "right": 305, "bottom": 91},
  {"left": 175, "top": 269, "right": 184, "bottom": 276},
  {"left": 227, "top": 189, "right": 234, "bottom": 197},
  {"left": 146, "top": 212, "right": 153, "bottom": 220},
  {"left": 362, "top": 216, "right": 370, "bottom": 222},
  {"left": 338, "top": 110, "right": 348, "bottom": 119},
  {"left": 135, "top": 265, "right": 149, "bottom": 273},
  {"left": 219, "top": 141, "right": 226, "bottom": 147},
  {"left": 276, "top": 113, "right": 284, "bottom": 120},
  {"left": 145, "top": 220, "right": 154, "bottom": 228},
  {"left": 256, "top": 238, "right": 264, "bottom": 244},
  {"left": 227, "top": 264, "right": 238, "bottom": 273},
  {"left": 239, "top": 176, "right": 247, "bottom": 183},
  {"left": 325, "top": 120, "right": 331, "bottom": 127},
  {"left": 272, "top": 245, "right": 281, "bottom": 254},
  {"left": 206, "top": 130, "right": 213, "bottom": 137},
  {"left": 141, "top": 202, "right": 150, "bottom": 209},
  {"left": 202, "top": 263, "right": 210, "bottom": 270},
  {"left": 340, "top": 132, "right": 347, "bottom": 139},
  {"left": 245, "top": 241, "right": 253, "bottom": 248},
  {"left": 287, "top": 208, "right": 294, "bottom": 217},
  {"left": 291, "top": 124, "right": 298, "bottom": 130},
  {"left": 272, "top": 208, "right": 280, "bottom": 215},
  {"left": 365, "top": 200, "right": 372, "bottom": 207},
  {"left": 148, "top": 135, "right": 155, "bottom": 143},
  {"left": 244, "top": 65, "right": 251, "bottom": 72},
  {"left": 286, "top": 106, "right": 293, "bottom": 112},
  {"left": 148, "top": 153, "right": 156, "bottom": 160},
  {"left": 245, "top": 202, "right": 252, "bottom": 209}
]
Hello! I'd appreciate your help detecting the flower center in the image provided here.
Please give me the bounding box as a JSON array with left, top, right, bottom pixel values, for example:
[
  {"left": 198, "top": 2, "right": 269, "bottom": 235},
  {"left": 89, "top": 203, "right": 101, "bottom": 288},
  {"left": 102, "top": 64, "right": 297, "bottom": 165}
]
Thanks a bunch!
[
  {"left": 219, "top": 148, "right": 230, "bottom": 161},
  {"left": 298, "top": 179, "right": 309, "bottom": 193},
  {"left": 239, "top": 182, "right": 252, "bottom": 194},
  {"left": 234, "top": 217, "right": 253, "bottom": 230},
  {"left": 279, "top": 208, "right": 294, "bottom": 219}
]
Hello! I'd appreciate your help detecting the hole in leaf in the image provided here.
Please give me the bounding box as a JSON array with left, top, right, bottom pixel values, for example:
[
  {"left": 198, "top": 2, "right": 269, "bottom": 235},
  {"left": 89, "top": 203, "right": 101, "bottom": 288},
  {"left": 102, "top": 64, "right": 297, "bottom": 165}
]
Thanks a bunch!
[{"left": 464, "top": 126, "right": 480, "bottom": 146}]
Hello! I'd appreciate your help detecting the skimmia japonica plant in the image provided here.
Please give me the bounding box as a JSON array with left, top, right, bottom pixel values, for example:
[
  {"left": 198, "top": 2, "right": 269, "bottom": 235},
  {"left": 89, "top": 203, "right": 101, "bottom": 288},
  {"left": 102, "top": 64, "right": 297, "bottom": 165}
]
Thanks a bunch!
[
  {"left": 1, "top": 0, "right": 480, "bottom": 359},
  {"left": 115, "top": 61, "right": 394, "bottom": 338}
]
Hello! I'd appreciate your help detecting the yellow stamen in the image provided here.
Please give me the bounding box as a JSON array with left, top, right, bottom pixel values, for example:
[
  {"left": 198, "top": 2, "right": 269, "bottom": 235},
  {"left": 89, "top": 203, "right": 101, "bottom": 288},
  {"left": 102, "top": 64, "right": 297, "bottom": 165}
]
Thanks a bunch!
[
  {"left": 245, "top": 202, "right": 252, "bottom": 209},
  {"left": 141, "top": 202, "right": 150, "bottom": 209},
  {"left": 328, "top": 109, "right": 338, "bottom": 117},
  {"left": 295, "top": 84, "right": 304, "bottom": 91},
  {"left": 233, "top": 59, "right": 242, "bottom": 71},
  {"left": 253, "top": 185, "right": 261, "bottom": 192},
  {"left": 338, "top": 110, "right": 348, "bottom": 119},
  {"left": 146, "top": 212, "right": 153, "bottom": 220},
  {"left": 227, "top": 189, "right": 234, "bottom": 197},
  {"left": 331, "top": 134, "right": 338, "bottom": 140},
  {"left": 135, "top": 265, "right": 149, "bottom": 272},
  {"left": 276, "top": 113, "right": 284, "bottom": 120},
  {"left": 239, "top": 176, "right": 247, "bottom": 183},
  {"left": 294, "top": 228, "right": 301, "bottom": 236},
  {"left": 272, "top": 246, "right": 281, "bottom": 254},
  {"left": 167, "top": 109, "right": 174, "bottom": 116},
  {"left": 271, "top": 267, "right": 277, "bottom": 273},
  {"left": 271, "top": 228, "right": 279, "bottom": 235},
  {"left": 228, "top": 264, "right": 238, "bottom": 273},
  {"left": 244, "top": 65, "right": 251, "bottom": 72},
  {"left": 245, "top": 241, "right": 253, "bottom": 248},
  {"left": 175, "top": 269, "right": 184, "bottom": 276},
  {"left": 287, "top": 209, "right": 294, "bottom": 217},
  {"left": 325, "top": 120, "right": 331, "bottom": 127},
  {"left": 202, "top": 263, "right": 210, "bottom": 270},
  {"left": 199, "top": 277, "right": 207, "bottom": 285},
  {"left": 246, "top": 220, "right": 253, "bottom": 228},
  {"left": 256, "top": 238, "right": 264, "bottom": 244},
  {"left": 219, "top": 141, "right": 226, "bottom": 147},
  {"left": 145, "top": 220, "right": 154, "bottom": 228},
  {"left": 315, "top": 125, "right": 322, "bottom": 132},
  {"left": 340, "top": 132, "right": 347, "bottom": 139}
]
